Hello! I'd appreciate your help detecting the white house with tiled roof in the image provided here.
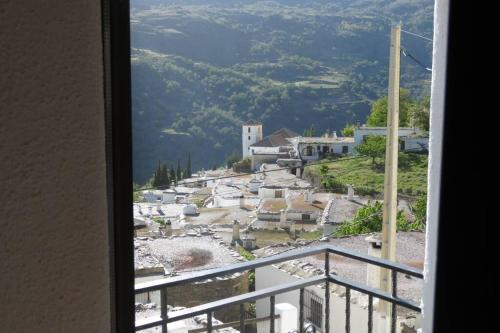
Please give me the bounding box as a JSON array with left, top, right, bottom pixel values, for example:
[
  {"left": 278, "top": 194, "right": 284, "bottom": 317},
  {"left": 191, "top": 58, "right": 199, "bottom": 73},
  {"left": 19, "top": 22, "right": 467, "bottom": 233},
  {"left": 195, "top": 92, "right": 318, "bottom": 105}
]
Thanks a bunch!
[
  {"left": 354, "top": 125, "right": 428, "bottom": 151},
  {"left": 289, "top": 132, "right": 356, "bottom": 161},
  {"left": 245, "top": 126, "right": 299, "bottom": 170}
]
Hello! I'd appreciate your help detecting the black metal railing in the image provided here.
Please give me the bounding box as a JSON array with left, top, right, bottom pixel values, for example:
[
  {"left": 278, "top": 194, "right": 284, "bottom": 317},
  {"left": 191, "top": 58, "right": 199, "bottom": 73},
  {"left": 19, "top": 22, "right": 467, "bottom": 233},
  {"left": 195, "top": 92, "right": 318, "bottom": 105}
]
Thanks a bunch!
[{"left": 135, "top": 244, "right": 423, "bottom": 333}]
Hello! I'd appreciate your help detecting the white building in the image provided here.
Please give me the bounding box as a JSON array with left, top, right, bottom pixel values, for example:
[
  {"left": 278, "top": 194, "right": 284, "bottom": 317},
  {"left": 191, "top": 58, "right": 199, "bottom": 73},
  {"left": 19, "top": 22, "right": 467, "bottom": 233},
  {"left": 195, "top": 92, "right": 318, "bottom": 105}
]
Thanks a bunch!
[
  {"left": 182, "top": 204, "right": 198, "bottom": 216},
  {"left": 242, "top": 120, "right": 263, "bottom": 158},
  {"left": 162, "top": 189, "right": 176, "bottom": 204},
  {"left": 354, "top": 126, "right": 428, "bottom": 151},
  {"left": 248, "top": 128, "right": 298, "bottom": 170},
  {"left": 289, "top": 132, "right": 356, "bottom": 162},
  {"left": 142, "top": 190, "right": 163, "bottom": 203}
]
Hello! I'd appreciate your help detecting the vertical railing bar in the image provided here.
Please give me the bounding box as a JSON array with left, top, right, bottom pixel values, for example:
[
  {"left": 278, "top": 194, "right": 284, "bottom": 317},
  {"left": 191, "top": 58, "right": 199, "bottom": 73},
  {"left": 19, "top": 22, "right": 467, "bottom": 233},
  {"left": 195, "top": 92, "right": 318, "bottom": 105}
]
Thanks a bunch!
[
  {"left": 270, "top": 296, "right": 275, "bottom": 333},
  {"left": 160, "top": 288, "right": 168, "bottom": 333},
  {"left": 324, "top": 252, "right": 330, "bottom": 333},
  {"left": 240, "top": 303, "right": 245, "bottom": 333},
  {"left": 368, "top": 295, "right": 373, "bottom": 333},
  {"left": 299, "top": 288, "right": 305, "bottom": 333},
  {"left": 207, "top": 311, "right": 213, "bottom": 333},
  {"left": 345, "top": 288, "right": 351, "bottom": 333},
  {"left": 391, "top": 271, "right": 398, "bottom": 333}
]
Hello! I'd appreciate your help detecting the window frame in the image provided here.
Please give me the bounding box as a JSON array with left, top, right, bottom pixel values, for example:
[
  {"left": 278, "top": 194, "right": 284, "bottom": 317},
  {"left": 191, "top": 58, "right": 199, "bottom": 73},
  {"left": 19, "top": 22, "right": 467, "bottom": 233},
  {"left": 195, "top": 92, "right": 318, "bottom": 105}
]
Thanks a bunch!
[
  {"left": 102, "top": 0, "right": 135, "bottom": 332},
  {"left": 100, "top": 0, "right": 471, "bottom": 332}
]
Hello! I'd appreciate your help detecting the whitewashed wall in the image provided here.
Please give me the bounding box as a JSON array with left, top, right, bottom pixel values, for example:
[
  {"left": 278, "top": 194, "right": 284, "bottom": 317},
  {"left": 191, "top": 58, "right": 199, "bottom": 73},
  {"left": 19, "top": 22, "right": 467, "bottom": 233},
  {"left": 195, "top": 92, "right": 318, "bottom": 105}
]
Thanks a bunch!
[
  {"left": 243, "top": 124, "right": 263, "bottom": 158},
  {"left": 256, "top": 266, "right": 419, "bottom": 333},
  {"left": 354, "top": 128, "right": 418, "bottom": 146},
  {"left": 403, "top": 137, "right": 429, "bottom": 151},
  {"left": 259, "top": 187, "right": 287, "bottom": 199}
]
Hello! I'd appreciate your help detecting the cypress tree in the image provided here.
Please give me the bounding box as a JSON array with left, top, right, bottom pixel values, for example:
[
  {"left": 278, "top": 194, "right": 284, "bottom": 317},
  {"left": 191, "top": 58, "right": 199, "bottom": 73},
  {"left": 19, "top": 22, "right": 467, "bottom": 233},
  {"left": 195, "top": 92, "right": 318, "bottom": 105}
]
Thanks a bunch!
[
  {"left": 176, "top": 159, "right": 182, "bottom": 181},
  {"left": 152, "top": 160, "right": 161, "bottom": 187},
  {"left": 186, "top": 152, "right": 192, "bottom": 178},
  {"left": 170, "top": 167, "right": 177, "bottom": 186},
  {"left": 160, "top": 164, "right": 169, "bottom": 188}
]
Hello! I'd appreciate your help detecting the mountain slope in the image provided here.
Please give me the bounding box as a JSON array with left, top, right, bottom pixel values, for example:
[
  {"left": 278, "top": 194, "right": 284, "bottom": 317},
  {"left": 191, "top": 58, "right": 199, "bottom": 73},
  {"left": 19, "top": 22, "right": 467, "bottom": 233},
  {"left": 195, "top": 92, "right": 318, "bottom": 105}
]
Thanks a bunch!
[{"left": 131, "top": 0, "right": 434, "bottom": 183}]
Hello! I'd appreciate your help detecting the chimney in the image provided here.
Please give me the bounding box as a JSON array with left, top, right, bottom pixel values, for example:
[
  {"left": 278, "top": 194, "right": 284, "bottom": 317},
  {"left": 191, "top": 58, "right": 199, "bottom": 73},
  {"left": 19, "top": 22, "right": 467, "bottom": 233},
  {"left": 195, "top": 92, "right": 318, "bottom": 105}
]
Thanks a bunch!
[
  {"left": 289, "top": 220, "right": 296, "bottom": 238},
  {"left": 365, "top": 234, "right": 382, "bottom": 289},
  {"left": 347, "top": 185, "right": 354, "bottom": 201},
  {"left": 304, "top": 190, "right": 313, "bottom": 203},
  {"left": 332, "top": 131, "right": 337, "bottom": 139},
  {"left": 280, "top": 209, "right": 287, "bottom": 227},
  {"left": 232, "top": 219, "right": 241, "bottom": 243},
  {"left": 285, "top": 192, "right": 292, "bottom": 208}
]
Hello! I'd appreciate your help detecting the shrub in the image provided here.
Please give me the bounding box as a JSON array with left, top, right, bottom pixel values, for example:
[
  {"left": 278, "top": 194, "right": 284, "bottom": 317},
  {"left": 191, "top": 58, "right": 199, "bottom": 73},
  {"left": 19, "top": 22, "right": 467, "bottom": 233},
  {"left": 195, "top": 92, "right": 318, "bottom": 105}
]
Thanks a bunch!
[{"left": 335, "top": 200, "right": 423, "bottom": 237}]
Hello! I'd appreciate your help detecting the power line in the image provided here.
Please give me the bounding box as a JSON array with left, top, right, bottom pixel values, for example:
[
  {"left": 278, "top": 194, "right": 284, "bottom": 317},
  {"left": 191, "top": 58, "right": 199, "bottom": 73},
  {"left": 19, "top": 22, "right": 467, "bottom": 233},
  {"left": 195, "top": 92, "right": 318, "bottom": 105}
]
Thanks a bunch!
[
  {"left": 138, "top": 148, "right": 430, "bottom": 202},
  {"left": 208, "top": 163, "right": 371, "bottom": 199},
  {"left": 401, "top": 29, "right": 433, "bottom": 42},
  {"left": 134, "top": 154, "right": 371, "bottom": 192},
  {"left": 192, "top": 150, "right": 425, "bottom": 203},
  {"left": 401, "top": 46, "right": 432, "bottom": 72}
]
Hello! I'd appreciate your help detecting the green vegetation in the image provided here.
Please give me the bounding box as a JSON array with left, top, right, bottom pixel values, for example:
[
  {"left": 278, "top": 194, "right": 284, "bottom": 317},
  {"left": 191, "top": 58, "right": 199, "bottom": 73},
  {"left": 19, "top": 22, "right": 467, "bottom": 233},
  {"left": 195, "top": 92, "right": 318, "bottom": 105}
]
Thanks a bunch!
[
  {"left": 225, "top": 151, "right": 241, "bottom": 169},
  {"left": 341, "top": 123, "right": 356, "bottom": 137},
  {"left": 355, "top": 136, "right": 387, "bottom": 165},
  {"left": 238, "top": 247, "right": 255, "bottom": 261},
  {"left": 306, "top": 152, "right": 429, "bottom": 196},
  {"left": 150, "top": 153, "right": 193, "bottom": 188},
  {"left": 151, "top": 161, "right": 170, "bottom": 188},
  {"left": 232, "top": 157, "right": 252, "bottom": 173},
  {"left": 366, "top": 89, "right": 430, "bottom": 130},
  {"left": 303, "top": 124, "right": 316, "bottom": 137},
  {"left": 297, "top": 230, "right": 323, "bottom": 240},
  {"left": 238, "top": 247, "right": 255, "bottom": 291},
  {"left": 152, "top": 217, "right": 171, "bottom": 226},
  {"left": 335, "top": 201, "right": 424, "bottom": 237},
  {"left": 411, "top": 195, "right": 428, "bottom": 226},
  {"left": 133, "top": 183, "right": 143, "bottom": 202},
  {"left": 130, "top": 0, "right": 434, "bottom": 183}
]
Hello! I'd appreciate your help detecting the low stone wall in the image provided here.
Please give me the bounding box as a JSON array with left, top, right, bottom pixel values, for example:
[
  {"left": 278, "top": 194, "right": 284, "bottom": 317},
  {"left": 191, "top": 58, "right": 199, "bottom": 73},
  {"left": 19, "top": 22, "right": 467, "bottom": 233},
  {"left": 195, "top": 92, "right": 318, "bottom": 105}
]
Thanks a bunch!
[
  {"left": 256, "top": 211, "right": 281, "bottom": 221},
  {"left": 137, "top": 272, "right": 249, "bottom": 324}
]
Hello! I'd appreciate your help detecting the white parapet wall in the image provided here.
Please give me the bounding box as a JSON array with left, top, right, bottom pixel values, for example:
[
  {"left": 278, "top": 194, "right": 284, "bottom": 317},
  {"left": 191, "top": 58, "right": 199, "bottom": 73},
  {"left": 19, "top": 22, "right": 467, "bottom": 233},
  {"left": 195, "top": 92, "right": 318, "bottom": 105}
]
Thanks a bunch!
[{"left": 275, "top": 303, "right": 298, "bottom": 333}]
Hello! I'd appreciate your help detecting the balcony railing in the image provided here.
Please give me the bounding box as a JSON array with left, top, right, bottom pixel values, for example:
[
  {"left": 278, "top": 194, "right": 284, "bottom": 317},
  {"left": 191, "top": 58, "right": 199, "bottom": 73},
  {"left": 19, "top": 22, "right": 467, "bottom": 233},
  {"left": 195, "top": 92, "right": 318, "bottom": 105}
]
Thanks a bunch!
[{"left": 135, "top": 244, "right": 423, "bottom": 333}]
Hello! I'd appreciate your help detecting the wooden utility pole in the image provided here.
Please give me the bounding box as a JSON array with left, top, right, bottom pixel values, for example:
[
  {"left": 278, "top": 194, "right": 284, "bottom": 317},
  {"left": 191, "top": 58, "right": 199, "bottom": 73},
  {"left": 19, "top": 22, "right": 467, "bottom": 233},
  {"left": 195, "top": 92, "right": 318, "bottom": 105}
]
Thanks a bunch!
[{"left": 378, "top": 25, "right": 401, "bottom": 327}]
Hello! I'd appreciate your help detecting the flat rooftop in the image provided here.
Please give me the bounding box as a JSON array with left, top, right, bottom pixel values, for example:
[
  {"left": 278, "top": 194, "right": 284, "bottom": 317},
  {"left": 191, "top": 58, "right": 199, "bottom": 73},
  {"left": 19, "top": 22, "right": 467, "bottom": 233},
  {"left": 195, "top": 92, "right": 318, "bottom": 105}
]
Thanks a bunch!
[
  {"left": 293, "top": 137, "right": 355, "bottom": 144},
  {"left": 289, "top": 192, "right": 331, "bottom": 212},
  {"left": 135, "top": 236, "right": 244, "bottom": 275},
  {"left": 253, "top": 232, "right": 425, "bottom": 305}
]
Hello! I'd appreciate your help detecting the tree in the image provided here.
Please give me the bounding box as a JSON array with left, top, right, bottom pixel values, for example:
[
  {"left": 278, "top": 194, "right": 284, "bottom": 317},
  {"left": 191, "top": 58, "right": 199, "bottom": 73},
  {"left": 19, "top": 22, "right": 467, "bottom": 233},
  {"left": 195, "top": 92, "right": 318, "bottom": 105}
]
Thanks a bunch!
[
  {"left": 303, "top": 124, "right": 316, "bottom": 137},
  {"left": 160, "top": 164, "right": 170, "bottom": 188},
  {"left": 170, "top": 167, "right": 176, "bottom": 186},
  {"left": 318, "top": 163, "right": 347, "bottom": 192},
  {"left": 176, "top": 159, "right": 182, "bottom": 181},
  {"left": 341, "top": 123, "right": 356, "bottom": 137},
  {"left": 151, "top": 161, "right": 170, "bottom": 189},
  {"left": 355, "top": 136, "right": 386, "bottom": 165},
  {"left": 410, "top": 96, "right": 430, "bottom": 131},
  {"left": 335, "top": 201, "right": 414, "bottom": 236},
  {"left": 319, "top": 164, "right": 329, "bottom": 178},
  {"left": 225, "top": 151, "right": 240, "bottom": 168},
  {"left": 186, "top": 152, "right": 192, "bottom": 178},
  {"left": 366, "top": 89, "right": 415, "bottom": 127}
]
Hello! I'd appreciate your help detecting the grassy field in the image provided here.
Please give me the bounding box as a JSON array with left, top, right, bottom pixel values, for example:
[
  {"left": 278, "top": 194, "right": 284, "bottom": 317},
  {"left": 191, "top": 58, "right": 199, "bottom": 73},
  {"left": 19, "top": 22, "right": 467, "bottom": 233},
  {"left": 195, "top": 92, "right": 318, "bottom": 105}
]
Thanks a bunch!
[{"left": 305, "top": 152, "right": 429, "bottom": 196}]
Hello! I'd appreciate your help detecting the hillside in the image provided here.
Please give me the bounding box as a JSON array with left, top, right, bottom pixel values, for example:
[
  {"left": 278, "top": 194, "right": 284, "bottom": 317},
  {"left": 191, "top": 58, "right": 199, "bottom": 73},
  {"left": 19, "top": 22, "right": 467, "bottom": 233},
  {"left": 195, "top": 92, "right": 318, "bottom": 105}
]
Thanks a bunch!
[
  {"left": 131, "top": 0, "right": 434, "bottom": 183},
  {"left": 304, "top": 152, "right": 429, "bottom": 196}
]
